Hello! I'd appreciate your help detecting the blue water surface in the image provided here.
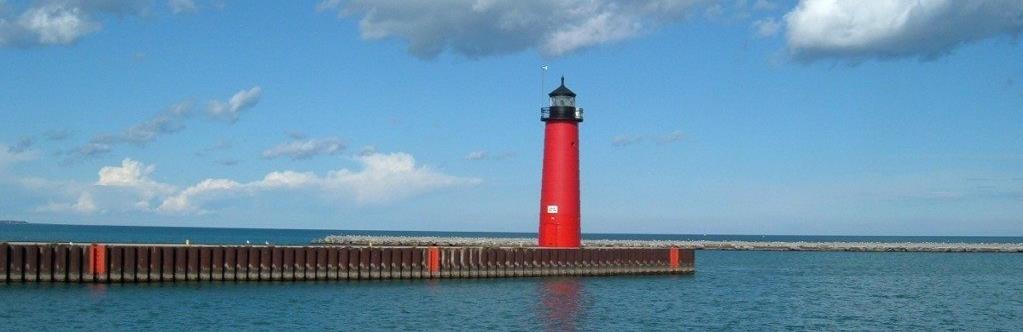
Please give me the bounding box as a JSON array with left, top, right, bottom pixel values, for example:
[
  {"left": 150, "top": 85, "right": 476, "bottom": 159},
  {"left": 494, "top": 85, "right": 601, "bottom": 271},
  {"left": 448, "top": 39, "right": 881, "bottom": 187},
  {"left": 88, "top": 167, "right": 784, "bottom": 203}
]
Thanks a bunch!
[{"left": 1, "top": 224, "right": 1022, "bottom": 330}]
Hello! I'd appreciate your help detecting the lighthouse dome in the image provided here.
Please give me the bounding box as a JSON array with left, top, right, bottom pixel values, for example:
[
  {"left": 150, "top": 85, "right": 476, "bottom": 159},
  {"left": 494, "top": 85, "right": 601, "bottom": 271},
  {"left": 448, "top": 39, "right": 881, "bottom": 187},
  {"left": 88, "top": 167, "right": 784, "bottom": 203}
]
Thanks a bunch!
[{"left": 548, "top": 77, "right": 576, "bottom": 97}]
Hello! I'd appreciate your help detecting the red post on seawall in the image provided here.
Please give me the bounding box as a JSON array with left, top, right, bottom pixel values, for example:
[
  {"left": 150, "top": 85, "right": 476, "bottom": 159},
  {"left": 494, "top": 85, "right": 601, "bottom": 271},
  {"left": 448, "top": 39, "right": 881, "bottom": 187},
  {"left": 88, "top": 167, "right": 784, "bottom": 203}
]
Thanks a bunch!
[
  {"left": 88, "top": 244, "right": 107, "bottom": 282},
  {"left": 427, "top": 246, "right": 441, "bottom": 278},
  {"left": 539, "top": 77, "right": 584, "bottom": 248},
  {"left": 669, "top": 247, "right": 680, "bottom": 270}
]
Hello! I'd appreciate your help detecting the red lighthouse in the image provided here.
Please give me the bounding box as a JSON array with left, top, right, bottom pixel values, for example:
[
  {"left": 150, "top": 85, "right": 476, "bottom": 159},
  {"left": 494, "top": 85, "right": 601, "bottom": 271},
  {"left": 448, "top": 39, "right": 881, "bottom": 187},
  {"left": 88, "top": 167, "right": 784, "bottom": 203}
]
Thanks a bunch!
[{"left": 539, "top": 77, "right": 584, "bottom": 248}]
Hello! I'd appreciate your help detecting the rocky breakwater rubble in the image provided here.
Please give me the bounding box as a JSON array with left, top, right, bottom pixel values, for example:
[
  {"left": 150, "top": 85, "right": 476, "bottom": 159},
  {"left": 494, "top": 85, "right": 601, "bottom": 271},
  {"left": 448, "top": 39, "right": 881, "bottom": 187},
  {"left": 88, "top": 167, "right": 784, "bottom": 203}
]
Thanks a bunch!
[{"left": 317, "top": 235, "right": 1023, "bottom": 253}]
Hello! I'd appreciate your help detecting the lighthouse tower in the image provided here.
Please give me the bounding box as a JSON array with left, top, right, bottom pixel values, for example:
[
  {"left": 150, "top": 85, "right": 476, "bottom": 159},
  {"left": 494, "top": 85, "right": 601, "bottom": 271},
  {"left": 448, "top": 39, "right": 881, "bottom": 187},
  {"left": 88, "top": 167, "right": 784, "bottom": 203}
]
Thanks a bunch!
[{"left": 539, "top": 77, "right": 584, "bottom": 248}]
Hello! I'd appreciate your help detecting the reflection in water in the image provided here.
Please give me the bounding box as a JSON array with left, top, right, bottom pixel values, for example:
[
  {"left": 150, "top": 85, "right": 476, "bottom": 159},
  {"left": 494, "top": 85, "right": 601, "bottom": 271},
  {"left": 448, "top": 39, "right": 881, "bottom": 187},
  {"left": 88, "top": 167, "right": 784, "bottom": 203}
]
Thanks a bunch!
[
  {"left": 538, "top": 278, "right": 584, "bottom": 332},
  {"left": 88, "top": 283, "right": 108, "bottom": 298}
]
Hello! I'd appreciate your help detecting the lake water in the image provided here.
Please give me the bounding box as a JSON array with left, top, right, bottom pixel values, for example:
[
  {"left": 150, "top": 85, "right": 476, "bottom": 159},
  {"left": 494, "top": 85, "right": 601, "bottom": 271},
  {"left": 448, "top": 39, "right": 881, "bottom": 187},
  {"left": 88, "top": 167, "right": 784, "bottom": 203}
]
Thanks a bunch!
[{"left": 2, "top": 224, "right": 1022, "bottom": 330}]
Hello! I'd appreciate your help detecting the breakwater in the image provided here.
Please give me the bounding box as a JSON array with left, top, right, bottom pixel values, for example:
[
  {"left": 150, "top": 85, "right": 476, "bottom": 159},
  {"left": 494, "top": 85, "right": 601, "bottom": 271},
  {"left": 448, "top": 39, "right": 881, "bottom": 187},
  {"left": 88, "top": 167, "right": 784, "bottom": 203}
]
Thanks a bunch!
[
  {"left": 319, "top": 235, "right": 1023, "bottom": 253},
  {"left": 0, "top": 243, "right": 694, "bottom": 283}
]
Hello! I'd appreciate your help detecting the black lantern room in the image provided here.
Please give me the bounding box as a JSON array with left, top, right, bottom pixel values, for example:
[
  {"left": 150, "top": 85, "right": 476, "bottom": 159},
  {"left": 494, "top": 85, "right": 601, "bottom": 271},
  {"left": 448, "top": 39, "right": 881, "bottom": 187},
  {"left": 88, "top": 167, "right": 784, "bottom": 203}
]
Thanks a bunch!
[{"left": 541, "top": 77, "right": 583, "bottom": 122}]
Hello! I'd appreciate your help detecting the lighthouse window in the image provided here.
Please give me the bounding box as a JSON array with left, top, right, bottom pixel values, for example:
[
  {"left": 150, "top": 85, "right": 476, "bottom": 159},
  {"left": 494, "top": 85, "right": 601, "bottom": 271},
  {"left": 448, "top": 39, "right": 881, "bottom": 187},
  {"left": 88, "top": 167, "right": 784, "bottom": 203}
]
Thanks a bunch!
[{"left": 551, "top": 96, "right": 575, "bottom": 107}]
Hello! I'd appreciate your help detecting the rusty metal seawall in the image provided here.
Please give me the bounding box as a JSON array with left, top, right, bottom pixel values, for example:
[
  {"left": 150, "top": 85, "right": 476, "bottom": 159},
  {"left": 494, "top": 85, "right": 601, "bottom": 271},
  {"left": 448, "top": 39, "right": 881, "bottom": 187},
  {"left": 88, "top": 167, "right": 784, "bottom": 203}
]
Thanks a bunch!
[{"left": 0, "top": 243, "right": 694, "bottom": 282}]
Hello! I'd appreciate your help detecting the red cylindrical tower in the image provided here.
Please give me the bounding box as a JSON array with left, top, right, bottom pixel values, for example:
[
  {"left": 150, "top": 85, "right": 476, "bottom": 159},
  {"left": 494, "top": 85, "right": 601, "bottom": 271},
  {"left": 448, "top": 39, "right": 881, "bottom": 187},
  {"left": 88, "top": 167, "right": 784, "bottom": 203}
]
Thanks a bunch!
[{"left": 539, "top": 77, "right": 584, "bottom": 248}]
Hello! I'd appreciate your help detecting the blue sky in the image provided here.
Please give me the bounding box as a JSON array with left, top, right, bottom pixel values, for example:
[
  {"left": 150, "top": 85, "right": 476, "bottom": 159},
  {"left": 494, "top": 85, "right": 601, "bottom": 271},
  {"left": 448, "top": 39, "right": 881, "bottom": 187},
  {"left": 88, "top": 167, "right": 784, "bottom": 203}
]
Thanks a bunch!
[{"left": 1, "top": 0, "right": 1021, "bottom": 235}]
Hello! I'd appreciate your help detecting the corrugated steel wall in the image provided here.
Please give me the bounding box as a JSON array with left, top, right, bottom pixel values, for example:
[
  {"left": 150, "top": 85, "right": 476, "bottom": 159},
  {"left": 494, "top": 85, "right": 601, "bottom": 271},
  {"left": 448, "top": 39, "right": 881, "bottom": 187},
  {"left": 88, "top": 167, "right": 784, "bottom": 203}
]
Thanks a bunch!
[{"left": 0, "top": 243, "right": 694, "bottom": 283}]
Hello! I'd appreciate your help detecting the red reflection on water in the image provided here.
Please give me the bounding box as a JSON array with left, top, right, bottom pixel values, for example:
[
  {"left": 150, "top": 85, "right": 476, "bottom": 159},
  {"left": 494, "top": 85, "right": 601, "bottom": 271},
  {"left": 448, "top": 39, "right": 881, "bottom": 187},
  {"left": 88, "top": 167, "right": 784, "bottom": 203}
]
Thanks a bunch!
[
  {"left": 539, "top": 278, "right": 583, "bottom": 332},
  {"left": 88, "top": 283, "right": 108, "bottom": 298}
]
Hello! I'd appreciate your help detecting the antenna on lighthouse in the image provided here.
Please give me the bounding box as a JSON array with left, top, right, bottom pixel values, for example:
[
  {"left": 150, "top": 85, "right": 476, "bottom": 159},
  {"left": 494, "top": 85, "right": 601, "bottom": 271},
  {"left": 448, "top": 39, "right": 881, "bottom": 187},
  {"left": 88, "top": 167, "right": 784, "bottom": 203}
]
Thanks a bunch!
[{"left": 540, "top": 64, "right": 549, "bottom": 108}]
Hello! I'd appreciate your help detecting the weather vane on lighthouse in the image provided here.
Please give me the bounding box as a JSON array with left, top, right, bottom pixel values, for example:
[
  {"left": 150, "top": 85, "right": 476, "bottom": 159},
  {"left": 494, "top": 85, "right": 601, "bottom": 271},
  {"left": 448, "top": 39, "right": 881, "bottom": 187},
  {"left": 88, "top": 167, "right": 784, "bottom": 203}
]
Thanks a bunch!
[{"left": 539, "top": 76, "right": 584, "bottom": 248}]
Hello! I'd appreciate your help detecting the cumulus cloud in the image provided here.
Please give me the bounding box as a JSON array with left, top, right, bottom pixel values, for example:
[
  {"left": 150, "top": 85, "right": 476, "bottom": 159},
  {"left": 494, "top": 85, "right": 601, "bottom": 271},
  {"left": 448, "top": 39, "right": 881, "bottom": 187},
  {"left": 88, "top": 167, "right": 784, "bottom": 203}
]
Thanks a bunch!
[
  {"left": 207, "top": 86, "right": 262, "bottom": 122},
  {"left": 0, "top": 0, "right": 149, "bottom": 48},
  {"left": 319, "top": 152, "right": 482, "bottom": 204},
  {"left": 784, "top": 0, "right": 1023, "bottom": 62},
  {"left": 96, "top": 158, "right": 177, "bottom": 209},
  {"left": 319, "top": 0, "right": 707, "bottom": 58},
  {"left": 262, "top": 137, "right": 345, "bottom": 160},
  {"left": 158, "top": 152, "right": 481, "bottom": 214},
  {"left": 167, "top": 0, "right": 197, "bottom": 14},
  {"left": 36, "top": 152, "right": 480, "bottom": 215},
  {"left": 38, "top": 192, "right": 98, "bottom": 214},
  {"left": 158, "top": 178, "right": 240, "bottom": 214},
  {"left": 97, "top": 158, "right": 171, "bottom": 189}
]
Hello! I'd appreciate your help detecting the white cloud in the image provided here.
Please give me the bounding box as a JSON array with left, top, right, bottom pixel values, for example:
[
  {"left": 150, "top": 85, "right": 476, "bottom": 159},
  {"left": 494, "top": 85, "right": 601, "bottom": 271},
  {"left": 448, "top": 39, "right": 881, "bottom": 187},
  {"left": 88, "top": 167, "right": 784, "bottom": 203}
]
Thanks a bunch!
[
  {"left": 262, "top": 137, "right": 345, "bottom": 160},
  {"left": 168, "top": 0, "right": 197, "bottom": 14},
  {"left": 97, "top": 158, "right": 172, "bottom": 190},
  {"left": 31, "top": 150, "right": 479, "bottom": 216},
  {"left": 319, "top": 0, "right": 707, "bottom": 58},
  {"left": 321, "top": 152, "right": 482, "bottom": 204},
  {"left": 157, "top": 178, "right": 240, "bottom": 214},
  {"left": 752, "top": 17, "right": 779, "bottom": 38},
  {"left": 464, "top": 150, "right": 513, "bottom": 161},
  {"left": 38, "top": 192, "right": 98, "bottom": 214},
  {"left": 465, "top": 150, "right": 488, "bottom": 161},
  {"left": 784, "top": 0, "right": 1023, "bottom": 62},
  {"left": 158, "top": 152, "right": 481, "bottom": 214},
  {"left": 207, "top": 86, "right": 262, "bottom": 122},
  {"left": 0, "top": 0, "right": 148, "bottom": 48},
  {"left": 256, "top": 170, "right": 320, "bottom": 189},
  {"left": 17, "top": 4, "right": 98, "bottom": 45},
  {"left": 96, "top": 158, "right": 176, "bottom": 210}
]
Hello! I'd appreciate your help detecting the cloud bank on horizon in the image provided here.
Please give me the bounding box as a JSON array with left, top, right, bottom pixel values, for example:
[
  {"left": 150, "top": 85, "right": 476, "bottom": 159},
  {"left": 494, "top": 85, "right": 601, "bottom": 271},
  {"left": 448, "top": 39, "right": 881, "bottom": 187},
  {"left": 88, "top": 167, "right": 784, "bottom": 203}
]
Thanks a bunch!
[{"left": 26, "top": 153, "right": 481, "bottom": 216}]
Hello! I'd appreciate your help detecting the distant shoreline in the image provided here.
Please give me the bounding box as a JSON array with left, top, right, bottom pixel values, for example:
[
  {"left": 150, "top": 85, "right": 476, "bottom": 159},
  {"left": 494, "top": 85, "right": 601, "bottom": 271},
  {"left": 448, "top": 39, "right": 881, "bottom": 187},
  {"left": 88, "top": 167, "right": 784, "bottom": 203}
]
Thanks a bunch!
[
  {"left": 0, "top": 220, "right": 28, "bottom": 225},
  {"left": 319, "top": 235, "right": 1023, "bottom": 253}
]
